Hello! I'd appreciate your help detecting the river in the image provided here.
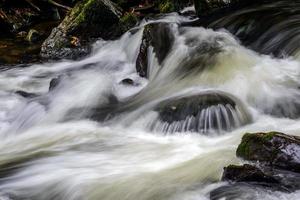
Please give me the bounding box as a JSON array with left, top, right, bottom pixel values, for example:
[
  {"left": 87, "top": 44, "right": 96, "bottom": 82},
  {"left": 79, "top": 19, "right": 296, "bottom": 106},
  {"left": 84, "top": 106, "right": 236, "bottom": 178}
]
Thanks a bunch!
[{"left": 0, "top": 2, "right": 299, "bottom": 200}]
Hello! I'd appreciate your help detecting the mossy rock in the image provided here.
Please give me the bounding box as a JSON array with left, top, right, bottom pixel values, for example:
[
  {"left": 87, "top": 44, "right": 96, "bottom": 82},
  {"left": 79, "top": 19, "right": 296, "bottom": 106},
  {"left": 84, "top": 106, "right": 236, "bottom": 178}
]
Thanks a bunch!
[
  {"left": 237, "top": 132, "right": 300, "bottom": 172},
  {"left": 41, "top": 0, "right": 123, "bottom": 60}
]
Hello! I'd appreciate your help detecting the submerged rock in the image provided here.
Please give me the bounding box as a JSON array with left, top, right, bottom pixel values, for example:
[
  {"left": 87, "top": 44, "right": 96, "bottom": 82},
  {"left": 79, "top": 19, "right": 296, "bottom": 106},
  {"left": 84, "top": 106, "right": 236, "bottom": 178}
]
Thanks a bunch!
[
  {"left": 237, "top": 132, "right": 300, "bottom": 172},
  {"left": 136, "top": 22, "right": 174, "bottom": 77},
  {"left": 49, "top": 76, "right": 63, "bottom": 91},
  {"left": 40, "top": 0, "right": 123, "bottom": 60},
  {"left": 120, "top": 78, "right": 135, "bottom": 85},
  {"left": 64, "top": 94, "right": 119, "bottom": 121},
  {"left": 15, "top": 90, "right": 38, "bottom": 98},
  {"left": 264, "top": 98, "right": 300, "bottom": 119},
  {"left": 151, "top": 91, "right": 251, "bottom": 134},
  {"left": 210, "top": 182, "right": 291, "bottom": 200}
]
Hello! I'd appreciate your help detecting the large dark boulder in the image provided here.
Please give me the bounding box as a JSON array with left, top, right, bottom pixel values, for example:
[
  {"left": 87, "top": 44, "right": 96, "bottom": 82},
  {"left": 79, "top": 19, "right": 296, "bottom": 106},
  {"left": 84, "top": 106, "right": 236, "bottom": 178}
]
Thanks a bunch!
[
  {"left": 150, "top": 91, "right": 251, "bottom": 134},
  {"left": 136, "top": 22, "right": 174, "bottom": 77},
  {"left": 40, "top": 0, "right": 123, "bottom": 60},
  {"left": 237, "top": 132, "right": 300, "bottom": 172}
]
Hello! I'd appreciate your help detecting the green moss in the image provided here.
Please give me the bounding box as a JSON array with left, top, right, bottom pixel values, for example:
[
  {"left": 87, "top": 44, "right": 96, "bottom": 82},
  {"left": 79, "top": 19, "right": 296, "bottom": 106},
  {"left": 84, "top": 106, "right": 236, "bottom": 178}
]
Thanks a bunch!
[
  {"left": 159, "top": 0, "right": 175, "bottom": 13},
  {"left": 120, "top": 12, "right": 138, "bottom": 31},
  {"left": 236, "top": 132, "right": 282, "bottom": 159},
  {"left": 73, "top": 0, "right": 92, "bottom": 24},
  {"left": 67, "top": 0, "right": 98, "bottom": 28},
  {"left": 120, "top": 12, "right": 137, "bottom": 25},
  {"left": 261, "top": 131, "right": 279, "bottom": 141},
  {"left": 236, "top": 133, "right": 252, "bottom": 158}
]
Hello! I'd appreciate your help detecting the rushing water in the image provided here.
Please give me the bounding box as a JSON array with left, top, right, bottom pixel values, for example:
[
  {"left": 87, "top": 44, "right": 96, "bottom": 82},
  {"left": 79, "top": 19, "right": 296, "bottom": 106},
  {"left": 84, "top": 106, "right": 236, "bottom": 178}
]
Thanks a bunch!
[{"left": 0, "top": 2, "right": 299, "bottom": 200}]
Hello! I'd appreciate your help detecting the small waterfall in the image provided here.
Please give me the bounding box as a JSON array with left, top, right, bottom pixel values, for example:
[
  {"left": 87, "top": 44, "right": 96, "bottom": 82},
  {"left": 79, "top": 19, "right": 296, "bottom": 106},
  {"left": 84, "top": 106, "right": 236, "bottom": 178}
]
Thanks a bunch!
[{"left": 149, "top": 91, "right": 251, "bottom": 134}]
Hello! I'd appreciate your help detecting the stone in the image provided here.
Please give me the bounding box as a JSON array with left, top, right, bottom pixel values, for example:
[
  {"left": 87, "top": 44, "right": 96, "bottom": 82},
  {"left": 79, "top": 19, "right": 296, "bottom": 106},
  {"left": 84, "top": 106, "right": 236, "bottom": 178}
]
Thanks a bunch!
[
  {"left": 120, "top": 78, "right": 135, "bottom": 85},
  {"left": 151, "top": 91, "right": 251, "bottom": 133},
  {"left": 222, "top": 164, "right": 279, "bottom": 183},
  {"left": 40, "top": 0, "right": 123, "bottom": 60},
  {"left": 236, "top": 132, "right": 300, "bottom": 172},
  {"left": 49, "top": 76, "right": 63, "bottom": 91},
  {"left": 136, "top": 22, "right": 174, "bottom": 77},
  {"left": 15, "top": 90, "right": 38, "bottom": 98}
]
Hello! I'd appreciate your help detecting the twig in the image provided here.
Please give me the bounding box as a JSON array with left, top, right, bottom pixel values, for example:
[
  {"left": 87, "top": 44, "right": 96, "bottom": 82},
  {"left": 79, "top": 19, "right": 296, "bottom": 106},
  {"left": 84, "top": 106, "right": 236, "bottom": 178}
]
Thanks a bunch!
[
  {"left": 47, "top": 0, "right": 71, "bottom": 11},
  {"left": 25, "top": 0, "right": 41, "bottom": 12}
]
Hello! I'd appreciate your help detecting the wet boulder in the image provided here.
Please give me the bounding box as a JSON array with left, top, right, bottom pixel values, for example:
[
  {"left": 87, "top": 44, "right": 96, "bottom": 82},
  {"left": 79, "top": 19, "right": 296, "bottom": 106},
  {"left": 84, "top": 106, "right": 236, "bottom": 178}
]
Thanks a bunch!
[
  {"left": 222, "top": 164, "right": 279, "bottom": 184},
  {"left": 49, "top": 75, "right": 64, "bottom": 91},
  {"left": 237, "top": 132, "right": 300, "bottom": 172},
  {"left": 40, "top": 0, "right": 123, "bottom": 60},
  {"left": 136, "top": 22, "right": 174, "bottom": 77},
  {"left": 151, "top": 91, "right": 251, "bottom": 134},
  {"left": 222, "top": 164, "right": 300, "bottom": 191}
]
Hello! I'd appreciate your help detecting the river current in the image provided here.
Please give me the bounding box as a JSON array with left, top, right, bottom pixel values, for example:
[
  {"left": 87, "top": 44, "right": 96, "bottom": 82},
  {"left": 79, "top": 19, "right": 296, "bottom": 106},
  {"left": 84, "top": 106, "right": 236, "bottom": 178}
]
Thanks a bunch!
[{"left": 0, "top": 3, "right": 299, "bottom": 200}]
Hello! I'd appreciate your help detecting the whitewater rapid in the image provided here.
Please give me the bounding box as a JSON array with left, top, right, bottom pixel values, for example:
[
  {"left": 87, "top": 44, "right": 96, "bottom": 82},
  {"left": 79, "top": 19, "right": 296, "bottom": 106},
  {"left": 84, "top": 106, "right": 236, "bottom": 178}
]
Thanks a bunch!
[{"left": 0, "top": 10, "right": 299, "bottom": 200}]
